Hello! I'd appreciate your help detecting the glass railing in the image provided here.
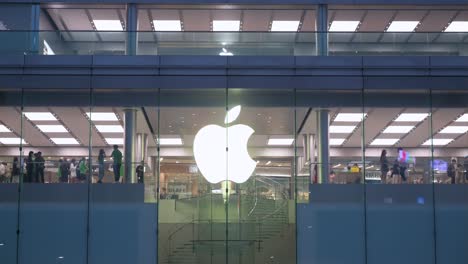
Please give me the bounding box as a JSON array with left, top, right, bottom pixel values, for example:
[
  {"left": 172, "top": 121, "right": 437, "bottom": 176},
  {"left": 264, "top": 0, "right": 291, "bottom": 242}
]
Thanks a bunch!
[{"left": 0, "top": 31, "right": 468, "bottom": 56}]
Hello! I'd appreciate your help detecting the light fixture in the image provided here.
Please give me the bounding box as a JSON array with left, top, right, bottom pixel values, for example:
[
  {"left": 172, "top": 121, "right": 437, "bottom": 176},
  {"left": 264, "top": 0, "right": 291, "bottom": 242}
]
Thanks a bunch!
[
  {"left": 444, "top": 21, "right": 468, "bottom": 32},
  {"left": 95, "top": 125, "right": 124, "bottom": 133},
  {"left": 267, "top": 138, "right": 295, "bottom": 146},
  {"left": 394, "top": 113, "right": 428, "bottom": 122},
  {"left": 51, "top": 138, "right": 79, "bottom": 145},
  {"left": 153, "top": 20, "right": 182, "bottom": 31},
  {"left": 329, "top": 21, "right": 360, "bottom": 32},
  {"left": 422, "top": 138, "right": 453, "bottom": 146},
  {"left": 438, "top": 126, "right": 468, "bottom": 134},
  {"left": 333, "top": 163, "right": 342, "bottom": 168},
  {"left": 219, "top": 48, "right": 233, "bottom": 56},
  {"left": 0, "top": 137, "right": 27, "bottom": 145},
  {"left": 382, "top": 125, "right": 415, "bottom": 134},
  {"left": 212, "top": 20, "right": 240, "bottom": 31},
  {"left": 329, "top": 138, "right": 346, "bottom": 145},
  {"left": 334, "top": 113, "right": 366, "bottom": 122},
  {"left": 37, "top": 125, "right": 67, "bottom": 133},
  {"left": 24, "top": 112, "right": 57, "bottom": 121},
  {"left": 105, "top": 138, "right": 124, "bottom": 145},
  {"left": 159, "top": 138, "right": 183, "bottom": 145},
  {"left": 370, "top": 138, "right": 399, "bottom": 146},
  {"left": 0, "top": 125, "right": 11, "bottom": 133},
  {"left": 455, "top": 113, "right": 468, "bottom": 122},
  {"left": 386, "top": 21, "right": 419, "bottom": 32},
  {"left": 266, "top": 161, "right": 272, "bottom": 165},
  {"left": 43, "top": 40, "right": 55, "bottom": 55},
  {"left": 329, "top": 125, "right": 356, "bottom": 133},
  {"left": 271, "top": 21, "right": 300, "bottom": 32},
  {"left": 86, "top": 112, "right": 118, "bottom": 121},
  {"left": 93, "top": 20, "right": 123, "bottom": 31}
]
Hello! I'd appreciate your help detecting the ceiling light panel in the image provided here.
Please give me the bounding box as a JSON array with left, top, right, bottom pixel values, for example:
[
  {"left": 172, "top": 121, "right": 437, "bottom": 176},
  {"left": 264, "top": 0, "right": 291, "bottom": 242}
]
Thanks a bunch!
[
  {"left": 159, "top": 138, "right": 183, "bottom": 145},
  {"left": 271, "top": 21, "right": 300, "bottom": 32},
  {"left": 95, "top": 125, "right": 124, "bottom": 133},
  {"left": 444, "top": 21, "right": 468, "bottom": 32},
  {"left": 37, "top": 125, "right": 68, "bottom": 133},
  {"left": 329, "top": 21, "right": 360, "bottom": 32},
  {"left": 153, "top": 20, "right": 182, "bottom": 31},
  {"left": 105, "top": 138, "right": 124, "bottom": 145},
  {"left": 329, "top": 138, "right": 346, "bottom": 145},
  {"left": 212, "top": 20, "right": 240, "bottom": 31},
  {"left": 382, "top": 125, "right": 414, "bottom": 134},
  {"left": 422, "top": 138, "right": 453, "bottom": 146},
  {"left": 370, "top": 138, "right": 399, "bottom": 146},
  {"left": 24, "top": 112, "right": 57, "bottom": 121},
  {"left": 86, "top": 112, "right": 118, "bottom": 121},
  {"left": 93, "top": 20, "right": 123, "bottom": 31},
  {"left": 268, "top": 138, "right": 295, "bottom": 146},
  {"left": 386, "top": 21, "right": 419, "bottom": 32},
  {"left": 438, "top": 126, "right": 468, "bottom": 134},
  {"left": 51, "top": 138, "right": 79, "bottom": 145},
  {"left": 334, "top": 113, "right": 366, "bottom": 122},
  {"left": 455, "top": 114, "right": 468, "bottom": 122},
  {"left": 329, "top": 125, "right": 356, "bottom": 133},
  {"left": 0, "top": 137, "right": 27, "bottom": 145},
  {"left": 0, "top": 125, "right": 11, "bottom": 133},
  {"left": 394, "top": 113, "right": 428, "bottom": 122}
]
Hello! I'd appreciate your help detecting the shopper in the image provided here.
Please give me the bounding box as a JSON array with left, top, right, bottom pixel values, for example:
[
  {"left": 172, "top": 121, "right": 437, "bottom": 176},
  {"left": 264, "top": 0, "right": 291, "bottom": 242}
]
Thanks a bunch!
[
  {"left": 11, "top": 157, "right": 19, "bottom": 183},
  {"left": 447, "top": 158, "right": 457, "bottom": 184},
  {"left": 456, "top": 162, "right": 465, "bottom": 184},
  {"left": 0, "top": 161, "right": 7, "bottom": 183},
  {"left": 397, "top": 147, "right": 407, "bottom": 182},
  {"left": 69, "top": 159, "right": 77, "bottom": 183},
  {"left": 60, "top": 159, "right": 70, "bottom": 183},
  {"left": 26, "top": 151, "right": 34, "bottom": 183},
  {"left": 78, "top": 157, "right": 88, "bottom": 182},
  {"left": 464, "top": 156, "right": 468, "bottom": 182},
  {"left": 111, "top": 145, "right": 122, "bottom": 183},
  {"left": 98, "top": 149, "right": 106, "bottom": 183},
  {"left": 35, "top": 152, "right": 45, "bottom": 183},
  {"left": 391, "top": 159, "right": 401, "bottom": 184},
  {"left": 380, "top": 149, "right": 389, "bottom": 184},
  {"left": 350, "top": 163, "right": 360, "bottom": 173},
  {"left": 136, "top": 161, "right": 144, "bottom": 184}
]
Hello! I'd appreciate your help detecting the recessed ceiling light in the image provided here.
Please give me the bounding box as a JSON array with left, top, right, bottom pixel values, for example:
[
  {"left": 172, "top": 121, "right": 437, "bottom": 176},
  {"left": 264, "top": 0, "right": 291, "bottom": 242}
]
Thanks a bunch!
[
  {"left": 105, "top": 138, "right": 124, "bottom": 145},
  {"left": 37, "top": 125, "right": 67, "bottom": 133},
  {"left": 422, "top": 138, "right": 453, "bottom": 146},
  {"left": 329, "top": 125, "right": 356, "bottom": 133},
  {"left": 266, "top": 161, "right": 272, "bottom": 165},
  {"left": 394, "top": 113, "right": 428, "bottom": 122},
  {"left": 386, "top": 21, "right": 419, "bottom": 32},
  {"left": 0, "top": 125, "right": 11, "bottom": 133},
  {"left": 329, "top": 138, "right": 346, "bottom": 145},
  {"left": 95, "top": 125, "right": 124, "bottom": 133},
  {"left": 212, "top": 20, "right": 240, "bottom": 31},
  {"left": 438, "top": 126, "right": 468, "bottom": 134},
  {"left": 159, "top": 138, "right": 183, "bottom": 145},
  {"left": 382, "top": 125, "right": 415, "bottom": 134},
  {"left": 24, "top": 112, "right": 57, "bottom": 121},
  {"left": 0, "top": 137, "right": 27, "bottom": 145},
  {"left": 329, "top": 21, "right": 360, "bottom": 32},
  {"left": 86, "top": 112, "right": 118, "bottom": 121},
  {"left": 51, "top": 138, "right": 79, "bottom": 145},
  {"left": 455, "top": 113, "right": 468, "bottom": 122},
  {"left": 334, "top": 113, "right": 366, "bottom": 122},
  {"left": 267, "top": 138, "right": 294, "bottom": 146},
  {"left": 271, "top": 21, "right": 300, "bottom": 32},
  {"left": 370, "top": 138, "right": 399, "bottom": 146},
  {"left": 153, "top": 20, "right": 182, "bottom": 31},
  {"left": 93, "top": 20, "right": 123, "bottom": 31},
  {"left": 444, "top": 21, "right": 468, "bottom": 32}
]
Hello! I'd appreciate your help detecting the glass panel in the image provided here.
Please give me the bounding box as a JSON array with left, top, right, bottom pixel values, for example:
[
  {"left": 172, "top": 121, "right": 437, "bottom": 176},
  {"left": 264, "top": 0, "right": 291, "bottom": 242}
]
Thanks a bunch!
[
  {"left": 363, "top": 89, "right": 435, "bottom": 264},
  {"left": 158, "top": 89, "right": 227, "bottom": 264},
  {"left": 227, "top": 89, "right": 296, "bottom": 263},
  {"left": 18, "top": 88, "right": 91, "bottom": 263},
  {"left": 296, "top": 89, "right": 365, "bottom": 264},
  {"left": 0, "top": 88, "right": 22, "bottom": 264},
  {"left": 89, "top": 88, "right": 158, "bottom": 264}
]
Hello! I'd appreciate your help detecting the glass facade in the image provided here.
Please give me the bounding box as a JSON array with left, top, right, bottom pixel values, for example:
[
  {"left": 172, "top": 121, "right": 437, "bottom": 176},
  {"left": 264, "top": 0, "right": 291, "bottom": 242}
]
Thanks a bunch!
[{"left": 0, "top": 87, "right": 467, "bottom": 264}]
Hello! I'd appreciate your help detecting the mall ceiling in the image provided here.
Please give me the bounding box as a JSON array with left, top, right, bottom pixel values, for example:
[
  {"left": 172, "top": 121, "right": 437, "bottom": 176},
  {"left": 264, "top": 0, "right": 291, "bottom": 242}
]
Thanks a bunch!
[
  {"left": 0, "top": 106, "right": 466, "bottom": 149},
  {"left": 41, "top": 5, "right": 468, "bottom": 33}
]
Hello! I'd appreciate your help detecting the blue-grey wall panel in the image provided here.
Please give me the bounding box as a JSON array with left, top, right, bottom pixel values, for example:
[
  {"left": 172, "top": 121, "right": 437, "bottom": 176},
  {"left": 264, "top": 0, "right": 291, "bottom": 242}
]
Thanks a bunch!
[
  {"left": 0, "top": 184, "right": 19, "bottom": 264},
  {"left": 92, "top": 76, "right": 159, "bottom": 89},
  {"left": 160, "top": 76, "right": 227, "bottom": 89},
  {"left": 22, "top": 76, "right": 92, "bottom": 89},
  {"left": 294, "top": 76, "right": 363, "bottom": 90}
]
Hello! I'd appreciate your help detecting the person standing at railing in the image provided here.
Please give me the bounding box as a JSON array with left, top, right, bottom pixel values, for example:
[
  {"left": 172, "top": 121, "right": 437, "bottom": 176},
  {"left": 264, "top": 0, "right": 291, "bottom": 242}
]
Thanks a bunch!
[
  {"left": 25, "top": 151, "right": 34, "bottom": 183},
  {"left": 35, "top": 151, "right": 45, "bottom": 183},
  {"left": 69, "top": 159, "right": 77, "bottom": 183},
  {"left": 380, "top": 149, "right": 389, "bottom": 184},
  {"left": 97, "top": 149, "right": 106, "bottom": 184},
  {"left": 12, "top": 157, "right": 19, "bottom": 183},
  {"left": 111, "top": 145, "right": 122, "bottom": 183}
]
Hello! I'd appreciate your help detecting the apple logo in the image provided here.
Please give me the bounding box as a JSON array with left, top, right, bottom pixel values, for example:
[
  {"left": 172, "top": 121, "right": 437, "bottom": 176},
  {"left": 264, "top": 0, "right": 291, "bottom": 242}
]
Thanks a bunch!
[{"left": 193, "top": 105, "right": 256, "bottom": 184}]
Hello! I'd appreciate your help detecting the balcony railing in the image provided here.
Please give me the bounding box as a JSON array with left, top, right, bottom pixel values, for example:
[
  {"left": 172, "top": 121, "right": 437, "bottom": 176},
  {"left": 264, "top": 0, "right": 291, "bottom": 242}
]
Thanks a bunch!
[{"left": 1, "top": 31, "right": 468, "bottom": 56}]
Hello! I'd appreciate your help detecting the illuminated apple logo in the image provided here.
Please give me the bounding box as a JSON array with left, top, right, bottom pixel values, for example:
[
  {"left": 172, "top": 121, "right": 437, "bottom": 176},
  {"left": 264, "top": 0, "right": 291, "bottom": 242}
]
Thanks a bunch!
[{"left": 193, "top": 105, "right": 256, "bottom": 184}]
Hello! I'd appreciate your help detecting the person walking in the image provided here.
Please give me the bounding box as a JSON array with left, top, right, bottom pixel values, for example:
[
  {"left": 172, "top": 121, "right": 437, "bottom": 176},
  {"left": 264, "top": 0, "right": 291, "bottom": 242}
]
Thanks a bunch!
[
  {"left": 97, "top": 149, "right": 106, "bottom": 183},
  {"left": 26, "top": 151, "right": 34, "bottom": 183},
  {"left": 380, "top": 149, "right": 389, "bottom": 184},
  {"left": 111, "top": 145, "right": 122, "bottom": 183},
  {"left": 35, "top": 152, "right": 45, "bottom": 183}
]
